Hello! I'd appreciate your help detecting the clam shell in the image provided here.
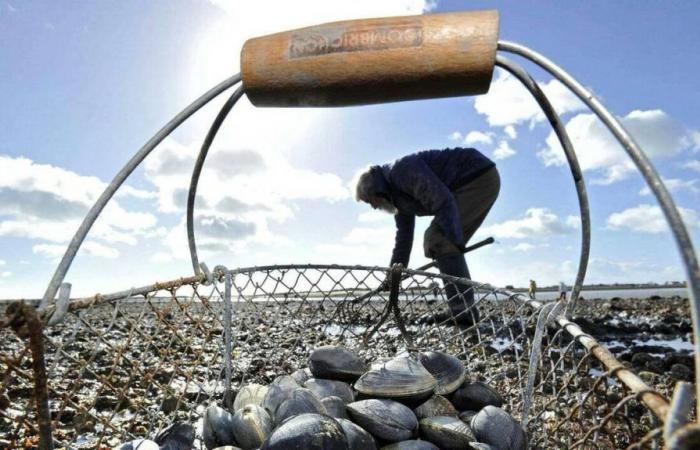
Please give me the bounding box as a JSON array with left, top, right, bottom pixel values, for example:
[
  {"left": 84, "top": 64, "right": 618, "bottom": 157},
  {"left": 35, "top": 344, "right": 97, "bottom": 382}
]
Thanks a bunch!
[
  {"left": 419, "top": 416, "right": 475, "bottom": 449},
  {"left": 231, "top": 404, "right": 272, "bottom": 449},
  {"left": 260, "top": 413, "right": 348, "bottom": 450},
  {"left": 262, "top": 384, "right": 294, "bottom": 417},
  {"left": 337, "top": 418, "right": 378, "bottom": 450},
  {"left": 322, "top": 395, "right": 347, "bottom": 419},
  {"left": 380, "top": 440, "right": 439, "bottom": 450},
  {"left": 155, "top": 422, "right": 195, "bottom": 450},
  {"left": 272, "top": 375, "right": 301, "bottom": 391},
  {"left": 233, "top": 383, "right": 269, "bottom": 411},
  {"left": 309, "top": 345, "right": 367, "bottom": 381},
  {"left": 417, "top": 351, "right": 466, "bottom": 395},
  {"left": 118, "top": 439, "right": 160, "bottom": 450},
  {"left": 291, "top": 367, "right": 312, "bottom": 385},
  {"left": 275, "top": 388, "right": 327, "bottom": 425},
  {"left": 450, "top": 381, "right": 503, "bottom": 412},
  {"left": 304, "top": 378, "right": 355, "bottom": 403},
  {"left": 470, "top": 406, "right": 527, "bottom": 450},
  {"left": 347, "top": 399, "right": 417, "bottom": 443},
  {"left": 413, "top": 395, "right": 458, "bottom": 420},
  {"left": 355, "top": 356, "right": 436, "bottom": 404},
  {"left": 203, "top": 404, "right": 237, "bottom": 450}
]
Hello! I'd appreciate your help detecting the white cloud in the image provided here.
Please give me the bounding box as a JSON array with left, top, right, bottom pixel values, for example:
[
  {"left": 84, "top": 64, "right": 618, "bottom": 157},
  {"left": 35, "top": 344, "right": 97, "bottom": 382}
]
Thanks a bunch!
[
  {"left": 504, "top": 125, "right": 517, "bottom": 140},
  {"left": 0, "top": 260, "right": 5, "bottom": 266},
  {"left": 607, "top": 204, "right": 699, "bottom": 233},
  {"left": 639, "top": 178, "right": 699, "bottom": 196},
  {"left": 0, "top": 155, "right": 157, "bottom": 247},
  {"left": 473, "top": 71, "right": 585, "bottom": 127},
  {"left": 683, "top": 160, "right": 700, "bottom": 173},
  {"left": 143, "top": 138, "right": 349, "bottom": 258},
  {"left": 513, "top": 243, "right": 535, "bottom": 252},
  {"left": 0, "top": 271, "right": 10, "bottom": 278},
  {"left": 565, "top": 215, "right": 581, "bottom": 229},
  {"left": 493, "top": 140, "right": 516, "bottom": 160},
  {"left": 538, "top": 110, "right": 699, "bottom": 184},
  {"left": 481, "top": 208, "right": 579, "bottom": 239},
  {"left": 464, "top": 131, "right": 494, "bottom": 146},
  {"left": 449, "top": 131, "right": 463, "bottom": 141},
  {"left": 33, "top": 241, "right": 120, "bottom": 261}
]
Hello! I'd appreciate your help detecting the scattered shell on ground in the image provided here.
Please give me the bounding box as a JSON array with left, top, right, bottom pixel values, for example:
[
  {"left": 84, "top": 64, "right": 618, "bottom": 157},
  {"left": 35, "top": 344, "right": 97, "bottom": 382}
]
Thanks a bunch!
[
  {"left": 231, "top": 404, "right": 272, "bottom": 449},
  {"left": 304, "top": 378, "right": 355, "bottom": 403},
  {"left": 355, "top": 356, "right": 436, "bottom": 404},
  {"left": 337, "top": 417, "right": 378, "bottom": 450},
  {"left": 309, "top": 345, "right": 367, "bottom": 381},
  {"left": 233, "top": 383, "right": 269, "bottom": 412},
  {"left": 347, "top": 398, "right": 418, "bottom": 443},
  {"left": 260, "top": 413, "right": 348, "bottom": 450},
  {"left": 470, "top": 406, "right": 527, "bottom": 450},
  {"left": 413, "top": 395, "right": 458, "bottom": 420},
  {"left": 418, "top": 351, "right": 467, "bottom": 395},
  {"left": 419, "top": 415, "right": 475, "bottom": 449}
]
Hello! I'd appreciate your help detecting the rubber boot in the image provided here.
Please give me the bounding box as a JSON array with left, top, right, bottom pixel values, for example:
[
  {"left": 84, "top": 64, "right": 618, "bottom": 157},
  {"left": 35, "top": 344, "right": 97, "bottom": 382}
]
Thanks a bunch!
[{"left": 434, "top": 254, "right": 480, "bottom": 326}]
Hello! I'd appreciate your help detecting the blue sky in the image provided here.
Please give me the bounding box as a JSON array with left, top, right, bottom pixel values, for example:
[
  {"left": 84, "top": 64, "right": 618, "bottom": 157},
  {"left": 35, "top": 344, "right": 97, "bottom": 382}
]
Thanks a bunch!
[{"left": 1, "top": 0, "right": 699, "bottom": 298}]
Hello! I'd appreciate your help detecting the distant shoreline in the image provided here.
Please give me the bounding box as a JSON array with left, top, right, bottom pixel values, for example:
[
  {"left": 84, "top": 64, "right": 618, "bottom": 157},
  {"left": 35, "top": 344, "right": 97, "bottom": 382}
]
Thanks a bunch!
[
  {"left": 0, "top": 284, "right": 689, "bottom": 303},
  {"left": 508, "top": 284, "right": 688, "bottom": 293}
]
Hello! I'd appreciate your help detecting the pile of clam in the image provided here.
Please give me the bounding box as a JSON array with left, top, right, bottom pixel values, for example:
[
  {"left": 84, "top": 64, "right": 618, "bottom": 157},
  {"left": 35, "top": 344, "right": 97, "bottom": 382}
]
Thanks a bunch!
[{"left": 119, "top": 346, "right": 526, "bottom": 450}]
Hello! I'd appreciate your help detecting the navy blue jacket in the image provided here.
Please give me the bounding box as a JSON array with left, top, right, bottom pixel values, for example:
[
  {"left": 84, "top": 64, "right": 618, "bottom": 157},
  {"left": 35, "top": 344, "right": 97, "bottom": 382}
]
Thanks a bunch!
[{"left": 370, "top": 147, "right": 495, "bottom": 267}]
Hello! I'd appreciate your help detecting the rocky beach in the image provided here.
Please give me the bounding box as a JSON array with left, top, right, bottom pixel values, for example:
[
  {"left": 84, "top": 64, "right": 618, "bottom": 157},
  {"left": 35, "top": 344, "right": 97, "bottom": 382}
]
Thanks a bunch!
[{"left": 0, "top": 293, "right": 694, "bottom": 449}]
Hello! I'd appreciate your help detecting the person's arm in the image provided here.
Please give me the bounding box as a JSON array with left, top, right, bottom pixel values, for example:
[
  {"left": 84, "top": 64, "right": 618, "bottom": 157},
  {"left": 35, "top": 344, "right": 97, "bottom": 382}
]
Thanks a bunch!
[
  {"left": 392, "top": 157, "right": 463, "bottom": 247},
  {"left": 390, "top": 213, "right": 415, "bottom": 267}
]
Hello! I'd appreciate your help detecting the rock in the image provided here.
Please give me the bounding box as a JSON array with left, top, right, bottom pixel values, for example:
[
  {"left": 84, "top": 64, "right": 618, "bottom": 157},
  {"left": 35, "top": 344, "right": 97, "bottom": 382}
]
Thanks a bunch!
[{"left": 470, "top": 406, "right": 526, "bottom": 450}]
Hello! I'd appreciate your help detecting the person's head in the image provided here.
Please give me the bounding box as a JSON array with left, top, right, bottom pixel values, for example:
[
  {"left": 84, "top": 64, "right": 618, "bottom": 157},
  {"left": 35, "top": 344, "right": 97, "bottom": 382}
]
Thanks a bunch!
[{"left": 354, "top": 166, "right": 397, "bottom": 215}]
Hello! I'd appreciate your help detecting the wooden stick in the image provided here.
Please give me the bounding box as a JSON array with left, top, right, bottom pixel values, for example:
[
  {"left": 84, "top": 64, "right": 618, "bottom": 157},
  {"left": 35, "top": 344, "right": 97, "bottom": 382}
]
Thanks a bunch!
[{"left": 241, "top": 10, "right": 499, "bottom": 107}]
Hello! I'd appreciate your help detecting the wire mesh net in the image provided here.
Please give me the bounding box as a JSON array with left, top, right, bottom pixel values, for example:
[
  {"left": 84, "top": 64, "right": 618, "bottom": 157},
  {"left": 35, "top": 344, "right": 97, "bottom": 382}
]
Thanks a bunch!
[{"left": 1, "top": 265, "right": 666, "bottom": 449}]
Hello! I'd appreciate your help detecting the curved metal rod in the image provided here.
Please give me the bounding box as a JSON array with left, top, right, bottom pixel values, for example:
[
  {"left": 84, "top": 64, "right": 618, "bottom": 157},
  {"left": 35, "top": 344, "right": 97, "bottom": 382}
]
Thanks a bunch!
[
  {"left": 187, "top": 86, "right": 246, "bottom": 275},
  {"left": 498, "top": 39, "right": 700, "bottom": 415},
  {"left": 495, "top": 55, "right": 591, "bottom": 316},
  {"left": 41, "top": 74, "right": 242, "bottom": 306}
]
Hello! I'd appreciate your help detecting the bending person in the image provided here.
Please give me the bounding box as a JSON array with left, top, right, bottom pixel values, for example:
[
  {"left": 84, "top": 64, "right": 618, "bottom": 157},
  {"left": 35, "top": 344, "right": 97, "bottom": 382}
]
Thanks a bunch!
[{"left": 355, "top": 147, "right": 500, "bottom": 325}]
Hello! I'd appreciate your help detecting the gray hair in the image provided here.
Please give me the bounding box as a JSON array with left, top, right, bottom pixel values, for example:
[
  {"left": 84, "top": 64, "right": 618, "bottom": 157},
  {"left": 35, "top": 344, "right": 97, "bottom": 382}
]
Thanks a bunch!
[{"left": 354, "top": 167, "right": 375, "bottom": 202}]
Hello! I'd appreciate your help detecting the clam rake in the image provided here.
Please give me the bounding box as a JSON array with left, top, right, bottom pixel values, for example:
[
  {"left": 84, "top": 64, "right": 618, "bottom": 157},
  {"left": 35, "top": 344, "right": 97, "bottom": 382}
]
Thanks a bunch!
[{"left": 1, "top": 9, "right": 699, "bottom": 450}]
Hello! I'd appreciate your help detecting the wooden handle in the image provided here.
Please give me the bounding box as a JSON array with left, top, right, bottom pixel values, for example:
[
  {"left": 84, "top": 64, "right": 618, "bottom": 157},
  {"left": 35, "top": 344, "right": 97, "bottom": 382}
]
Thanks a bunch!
[{"left": 241, "top": 10, "right": 499, "bottom": 107}]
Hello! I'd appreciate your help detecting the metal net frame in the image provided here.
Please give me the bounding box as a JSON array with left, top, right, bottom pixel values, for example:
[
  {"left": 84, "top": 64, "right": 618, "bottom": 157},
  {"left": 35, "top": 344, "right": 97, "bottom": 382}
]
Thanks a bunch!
[
  {"left": 0, "top": 27, "right": 698, "bottom": 449},
  {"left": 1, "top": 265, "right": 668, "bottom": 449}
]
